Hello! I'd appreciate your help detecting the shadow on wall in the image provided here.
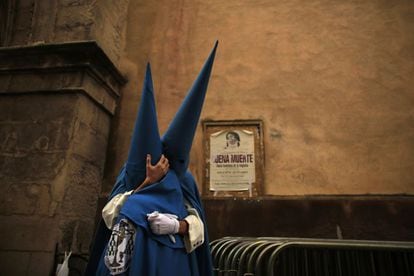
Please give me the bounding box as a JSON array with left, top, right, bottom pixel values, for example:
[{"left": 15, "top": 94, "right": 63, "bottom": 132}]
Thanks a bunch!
[{"left": 203, "top": 196, "right": 414, "bottom": 242}]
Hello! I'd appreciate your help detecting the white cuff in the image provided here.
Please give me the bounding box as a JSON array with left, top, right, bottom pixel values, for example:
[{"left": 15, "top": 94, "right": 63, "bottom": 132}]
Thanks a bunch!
[{"left": 183, "top": 214, "right": 204, "bottom": 253}]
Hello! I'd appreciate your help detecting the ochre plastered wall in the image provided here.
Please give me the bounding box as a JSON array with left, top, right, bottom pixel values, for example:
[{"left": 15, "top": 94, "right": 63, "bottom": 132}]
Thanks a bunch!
[{"left": 106, "top": 0, "right": 414, "bottom": 195}]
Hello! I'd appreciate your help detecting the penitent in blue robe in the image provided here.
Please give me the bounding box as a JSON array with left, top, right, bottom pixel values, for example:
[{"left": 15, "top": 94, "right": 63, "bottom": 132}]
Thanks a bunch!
[{"left": 94, "top": 169, "right": 212, "bottom": 276}]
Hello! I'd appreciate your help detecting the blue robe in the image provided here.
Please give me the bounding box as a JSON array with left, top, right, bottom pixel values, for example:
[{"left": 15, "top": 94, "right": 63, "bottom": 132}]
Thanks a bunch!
[{"left": 86, "top": 168, "right": 213, "bottom": 276}]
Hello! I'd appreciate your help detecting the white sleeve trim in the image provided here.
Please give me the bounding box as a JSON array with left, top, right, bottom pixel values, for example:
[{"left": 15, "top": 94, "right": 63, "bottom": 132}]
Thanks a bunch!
[
  {"left": 102, "top": 190, "right": 133, "bottom": 229},
  {"left": 183, "top": 205, "right": 205, "bottom": 253}
]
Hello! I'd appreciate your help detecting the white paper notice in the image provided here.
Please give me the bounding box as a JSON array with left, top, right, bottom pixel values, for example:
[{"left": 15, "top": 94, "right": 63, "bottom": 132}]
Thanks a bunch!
[{"left": 209, "top": 130, "right": 255, "bottom": 191}]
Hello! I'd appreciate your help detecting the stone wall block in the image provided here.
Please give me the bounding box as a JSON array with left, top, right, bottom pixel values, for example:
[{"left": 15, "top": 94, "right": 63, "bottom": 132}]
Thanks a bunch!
[
  {"left": 1, "top": 183, "right": 38, "bottom": 215},
  {"left": 71, "top": 121, "right": 108, "bottom": 168},
  {"left": 82, "top": 74, "right": 119, "bottom": 114},
  {"left": 7, "top": 94, "right": 77, "bottom": 123},
  {"left": 0, "top": 251, "right": 31, "bottom": 275},
  {"left": 7, "top": 72, "right": 83, "bottom": 93},
  {"left": 0, "top": 183, "right": 51, "bottom": 216},
  {"left": 54, "top": 5, "right": 94, "bottom": 42},
  {"left": 76, "top": 95, "right": 112, "bottom": 134},
  {"left": 60, "top": 158, "right": 101, "bottom": 219},
  {"left": 56, "top": 4, "right": 94, "bottom": 28},
  {"left": 50, "top": 162, "right": 69, "bottom": 212},
  {"left": 92, "top": 0, "right": 130, "bottom": 65},
  {"left": 35, "top": 184, "right": 52, "bottom": 215},
  {"left": 16, "top": 0, "right": 36, "bottom": 9},
  {"left": 54, "top": 25, "right": 92, "bottom": 42},
  {"left": 27, "top": 252, "right": 55, "bottom": 276},
  {"left": 0, "top": 250, "right": 54, "bottom": 276},
  {"left": 9, "top": 73, "right": 60, "bottom": 92},
  {"left": 0, "top": 216, "right": 58, "bottom": 251},
  {"left": 0, "top": 75, "right": 12, "bottom": 92},
  {"left": 8, "top": 0, "right": 35, "bottom": 46},
  {"left": 0, "top": 125, "right": 17, "bottom": 153},
  {"left": 60, "top": 71, "right": 84, "bottom": 88},
  {"left": 5, "top": 122, "right": 52, "bottom": 152},
  {"left": 59, "top": 219, "right": 95, "bottom": 254},
  {"left": 0, "top": 120, "right": 72, "bottom": 154},
  {"left": 30, "top": 0, "right": 58, "bottom": 44},
  {"left": 9, "top": 30, "right": 30, "bottom": 47},
  {"left": 0, "top": 152, "right": 66, "bottom": 181}
]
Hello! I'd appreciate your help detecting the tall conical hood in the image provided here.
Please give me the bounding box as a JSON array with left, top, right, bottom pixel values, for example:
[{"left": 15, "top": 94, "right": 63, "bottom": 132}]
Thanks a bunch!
[
  {"left": 162, "top": 41, "right": 218, "bottom": 178},
  {"left": 124, "top": 63, "right": 162, "bottom": 186}
]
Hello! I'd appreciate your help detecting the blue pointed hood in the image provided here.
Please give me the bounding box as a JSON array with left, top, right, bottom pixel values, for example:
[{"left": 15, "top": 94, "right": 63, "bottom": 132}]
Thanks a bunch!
[
  {"left": 162, "top": 41, "right": 218, "bottom": 179},
  {"left": 115, "top": 63, "right": 162, "bottom": 193},
  {"left": 127, "top": 62, "right": 162, "bottom": 169}
]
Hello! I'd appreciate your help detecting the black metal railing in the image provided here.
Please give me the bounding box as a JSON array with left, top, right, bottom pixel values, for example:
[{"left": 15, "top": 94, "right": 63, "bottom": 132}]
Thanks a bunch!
[{"left": 210, "top": 237, "right": 414, "bottom": 276}]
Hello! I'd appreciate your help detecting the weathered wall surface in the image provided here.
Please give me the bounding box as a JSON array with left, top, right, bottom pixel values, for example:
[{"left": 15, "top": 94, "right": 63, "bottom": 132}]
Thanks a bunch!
[
  {"left": 0, "top": 93, "right": 110, "bottom": 274},
  {"left": 105, "top": 0, "right": 414, "bottom": 196},
  {"left": 0, "top": 42, "right": 126, "bottom": 275},
  {"left": 0, "top": 94, "right": 76, "bottom": 275},
  {"left": 0, "top": 0, "right": 129, "bottom": 274},
  {"left": 4, "top": 0, "right": 129, "bottom": 65}
]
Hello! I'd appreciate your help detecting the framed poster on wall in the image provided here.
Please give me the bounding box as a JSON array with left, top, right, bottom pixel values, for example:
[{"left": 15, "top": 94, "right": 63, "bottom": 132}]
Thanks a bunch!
[{"left": 202, "top": 120, "right": 264, "bottom": 197}]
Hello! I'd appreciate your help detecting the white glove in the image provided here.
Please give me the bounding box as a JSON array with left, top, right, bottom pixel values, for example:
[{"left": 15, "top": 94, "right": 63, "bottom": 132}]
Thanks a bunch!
[{"left": 147, "top": 211, "right": 180, "bottom": 235}]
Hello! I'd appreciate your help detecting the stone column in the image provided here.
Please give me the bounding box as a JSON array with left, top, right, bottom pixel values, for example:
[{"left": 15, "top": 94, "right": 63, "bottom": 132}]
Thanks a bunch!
[{"left": 0, "top": 42, "right": 126, "bottom": 275}]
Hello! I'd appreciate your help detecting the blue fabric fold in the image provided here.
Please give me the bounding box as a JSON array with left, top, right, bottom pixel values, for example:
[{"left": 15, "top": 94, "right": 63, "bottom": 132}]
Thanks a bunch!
[
  {"left": 120, "top": 170, "right": 188, "bottom": 248},
  {"left": 95, "top": 170, "right": 192, "bottom": 275}
]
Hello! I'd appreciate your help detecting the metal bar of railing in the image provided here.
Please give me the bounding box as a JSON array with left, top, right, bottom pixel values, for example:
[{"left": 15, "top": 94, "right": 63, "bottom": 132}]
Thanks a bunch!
[
  {"left": 210, "top": 237, "right": 230, "bottom": 248},
  {"left": 236, "top": 241, "right": 272, "bottom": 276},
  {"left": 224, "top": 241, "right": 253, "bottom": 275},
  {"left": 212, "top": 239, "right": 235, "bottom": 265},
  {"left": 217, "top": 239, "right": 244, "bottom": 275},
  {"left": 214, "top": 240, "right": 239, "bottom": 275},
  {"left": 241, "top": 241, "right": 275, "bottom": 275},
  {"left": 253, "top": 243, "right": 283, "bottom": 275},
  {"left": 211, "top": 238, "right": 236, "bottom": 275}
]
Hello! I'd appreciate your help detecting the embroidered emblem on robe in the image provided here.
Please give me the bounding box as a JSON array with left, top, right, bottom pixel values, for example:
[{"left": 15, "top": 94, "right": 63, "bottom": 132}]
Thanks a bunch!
[{"left": 104, "top": 219, "right": 136, "bottom": 275}]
